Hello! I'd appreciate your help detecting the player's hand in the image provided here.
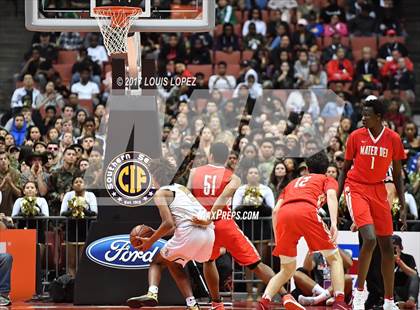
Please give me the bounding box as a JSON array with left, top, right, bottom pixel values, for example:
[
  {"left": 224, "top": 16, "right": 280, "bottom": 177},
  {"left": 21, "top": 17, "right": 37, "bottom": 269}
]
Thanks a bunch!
[
  {"left": 330, "top": 224, "right": 338, "bottom": 243},
  {"left": 192, "top": 216, "right": 212, "bottom": 226},
  {"left": 350, "top": 222, "right": 358, "bottom": 232},
  {"left": 136, "top": 237, "right": 154, "bottom": 252},
  {"left": 399, "top": 207, "right": 407, "bottom": 231}
]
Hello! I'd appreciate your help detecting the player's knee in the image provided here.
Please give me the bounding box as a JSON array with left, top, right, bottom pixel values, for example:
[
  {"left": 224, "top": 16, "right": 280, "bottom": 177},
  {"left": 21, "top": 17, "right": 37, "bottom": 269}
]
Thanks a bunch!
[
  {"left": 246, "top": 260, "right": 261, "bottom": 271},
  {"left": 362, "top": 235, "right": 377, "bottom": 249},
  {"left": 322, "top": 249, "right": 340, "bottom": 264}
]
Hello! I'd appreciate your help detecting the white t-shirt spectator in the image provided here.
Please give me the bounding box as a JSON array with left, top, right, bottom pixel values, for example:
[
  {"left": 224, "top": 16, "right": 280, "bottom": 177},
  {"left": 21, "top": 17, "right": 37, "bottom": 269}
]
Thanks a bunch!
[
  {"left": 208, "top": 75, "right": 237, "bottom": 92},
  {"left": 11, "top": 87, "right": 40, "bottom": 109},
  {"left": 87, "top": 45, "right": 109, "bottom": 65},
  {"left": 60, "top": 191, "right": 98, "bottom": 215},
  {"left": 242, "top": 20, "right": 267, "bottom": 37},
  {"left": 71, "top": 81, "right": 100, "bottom": 100},
  {"left": 285, "top": 90, "right": 320, "bottom": 119},
  {"left": 12, "top": 197, "right": 49, "bottom": 216}
]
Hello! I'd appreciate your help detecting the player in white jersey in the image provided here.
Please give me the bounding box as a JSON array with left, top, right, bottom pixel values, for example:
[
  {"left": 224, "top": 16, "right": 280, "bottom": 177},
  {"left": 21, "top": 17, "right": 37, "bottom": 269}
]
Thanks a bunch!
[{"left": 127, "top": 159, "right": 214, "bottom": 310}]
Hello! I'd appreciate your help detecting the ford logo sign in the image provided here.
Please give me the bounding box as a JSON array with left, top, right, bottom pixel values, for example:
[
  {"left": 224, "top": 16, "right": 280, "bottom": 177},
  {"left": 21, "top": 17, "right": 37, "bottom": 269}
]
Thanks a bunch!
[{"left": 86, "top": 235, "right": 166, "bottom": 270}]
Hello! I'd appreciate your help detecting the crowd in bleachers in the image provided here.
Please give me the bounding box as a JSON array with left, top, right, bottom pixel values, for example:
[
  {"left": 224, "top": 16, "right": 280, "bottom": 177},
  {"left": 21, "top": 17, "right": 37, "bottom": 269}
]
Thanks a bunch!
[{"left": 0, "top": 0, "right": 418, "bottom": 234}]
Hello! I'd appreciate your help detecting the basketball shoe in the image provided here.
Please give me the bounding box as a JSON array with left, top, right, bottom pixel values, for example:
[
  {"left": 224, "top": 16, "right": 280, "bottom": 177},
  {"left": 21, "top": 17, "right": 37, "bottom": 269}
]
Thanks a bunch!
[{"left": 127, "top": 291, "right": 158, "bottom": 308}]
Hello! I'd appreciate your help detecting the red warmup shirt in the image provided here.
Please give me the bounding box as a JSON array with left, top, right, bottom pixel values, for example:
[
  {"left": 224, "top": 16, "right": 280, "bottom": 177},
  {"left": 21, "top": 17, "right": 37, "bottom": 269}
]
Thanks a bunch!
[
  {"left": 345, "top": 127, "right": 406, "bottom": 184},
  {"left": 191, "top": 164, "right": 233, "bottom": 212},
  {"left": 279, "top": 174, "right": 338, "bottom": 209}
]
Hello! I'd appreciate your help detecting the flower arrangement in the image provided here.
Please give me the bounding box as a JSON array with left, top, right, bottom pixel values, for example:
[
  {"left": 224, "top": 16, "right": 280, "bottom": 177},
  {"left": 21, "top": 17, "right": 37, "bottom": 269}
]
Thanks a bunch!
[
  {"left": 242, "top": 186, "right": 263, "bottom": 207},
  {"left": 391, "top": 198, "right": 400, "bottom": 217},
  {"left": 67, "top": 196, "right": 87, "bottom": 219},
  {"left": 21, "top": 197, "right": 40, "bottom": 217}
]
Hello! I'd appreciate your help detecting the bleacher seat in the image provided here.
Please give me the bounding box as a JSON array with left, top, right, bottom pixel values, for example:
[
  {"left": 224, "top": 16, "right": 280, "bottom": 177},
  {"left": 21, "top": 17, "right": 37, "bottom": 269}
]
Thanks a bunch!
[
  {"left": 351, "top": 36, "right": 377, "bottom": 52},
  {"left": 235, "top": 11, "right": 243, "bottom": 24},
  {"left": 323, "top": 36, "right": 350, "bottom": 47},
  {"left": 242, "top": 50, "right": 254, "bottom": 61},
  {"left": 53, "top": 64, "right": 73, "bottom": 86},
  {"left": 57, "top": 50, "right": 78, "bottom": 64},
  {"left": 214, "top": 51, "right": 241, "bottom": 64},
  {"left": 187, "top": 64, "right": 213, "bottom": 83},
  {"left": 213, "top": 24, "right": 242, "bottom": 37},
  {"left": 78, "top": 99, "right": 94, "bottom": 114},
  {"left": 378, "top": 36, "right": 406, "bottom": 47},
  {"left": 225, "top": 64, "right": 241, "bottom": 77}
]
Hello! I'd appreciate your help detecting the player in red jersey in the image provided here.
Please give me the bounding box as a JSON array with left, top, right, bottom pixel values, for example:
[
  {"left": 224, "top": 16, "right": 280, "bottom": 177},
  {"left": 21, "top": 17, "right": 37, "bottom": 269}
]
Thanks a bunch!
[
  {"left": 258, "top": 151, "right": 347, "bottom": 310},
  {"left": 189, "top": 143, "right": 288, "bottom": 310},
  {"left": 337, "top": 96, "right": 407, "bottom": 310}
]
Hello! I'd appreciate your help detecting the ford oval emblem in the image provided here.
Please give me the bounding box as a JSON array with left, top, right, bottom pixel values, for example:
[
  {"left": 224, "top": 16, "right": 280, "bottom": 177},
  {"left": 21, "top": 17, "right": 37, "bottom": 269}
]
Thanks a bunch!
[{"left": 86, "top": 234, "right": 166, "bottom": 270}]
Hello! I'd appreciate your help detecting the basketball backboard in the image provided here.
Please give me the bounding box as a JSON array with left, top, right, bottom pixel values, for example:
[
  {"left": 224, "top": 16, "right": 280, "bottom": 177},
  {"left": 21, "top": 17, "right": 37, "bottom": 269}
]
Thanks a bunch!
[{"left": 26, "top": 0, "right": 214, "bottom": 32}]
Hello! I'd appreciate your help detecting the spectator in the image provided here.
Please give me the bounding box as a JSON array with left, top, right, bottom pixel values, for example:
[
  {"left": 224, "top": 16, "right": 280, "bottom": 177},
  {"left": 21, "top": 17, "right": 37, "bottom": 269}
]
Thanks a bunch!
[
  {"left": 346, "top": 0, "right": 376, "bottom": 20},
  {"left": 242, "top": 8, "right": 267, "bottom": 37},
  {"left": 377, "top": 7, "right": 403, "bottom": 36},
  {"left": 326, "top": 47, "right": 354, "bottom": 82},
  {"left": 355, "top": 47, "right": 380, "bottom": 83},
  {"left": 269, "top": 22, "right": 291, "bottom": 50},
  {"left": 348, "top": 4, "right": 377, "bottom": 36},
  {"left": 158, "top": 34, "right": 187, "bottom": 70},
  {"left": 33, "top": 32, "right": 57, "bottom": 60},
  {"left": 294, "top": 50, "right": 310, "bottom": 87},
  {"left": 216, "top": 0, "right": 237, "bottom": 25},
  {"left": 71, "top": 48, "right": 102, "bottom": 87},
  {"left": 215, "top": 23, "right": 240, "bottom": 52},
  {"left": 11, "top": 74, "right": 40, "bottom": 113},
  {"left": 58, "top": 32, "right": 84, "bottom": 50},
  {"left": 326, "top": 163, "right": 339, "bottom": 179},
  {"left": 306, "top": 11, "right": 324, "bottom": 38},
  {"left": 233, "top": 72, "right": 263, "bottom": 100},
  {"left": 19, "top": 47, "right": 49, "bottom": 81},
  {"left": 389, "top": 58, "right": 416, "bottom": 92},
  {"left": 189, "top": 32, "right": 214, "bottom": 51},
  {"left": 26, "top": 126, "right": 42, "bottom": 144},
  {"left": 291, "top": 19, "right": 316, "bottom": 51},
  {"left": 268, "top": 161, "right": 291, "bottom": 198},
  {"left": 321, "top": 33, "right": 352, "bottom": 64},
  {"left": 307, "top": 62, "right": 328, "bottom": 89},
  {"left": 378, "top": 29, "right": 408, "bottom": 61},
  {"left": 70, "top": 67, "right": 100, "bottom": 100},
  {"left": 47, "top": 146, "right": 79, "bottom": 215},
  {"left": 87, "top": 33, "right": 108, "bottom": 67},
  {"left": 0, "top": 152, "right": 22, "bottom": 216},
  {"left": 392, "top": 235, "right": 419, "bottom": 309},
  {"left": 0, "top": 214, "right": 13, "bottom": 306},
  {"left": 9, "top": 114, "right": 27, "bottom": 147},
  {"left": 321, "top": 92, "right": 353, "bottom": 118},
  {"left": 20, "top": 151, "right": 49, "bottom": 196},
  {"left": 320, "top": 0, "right": 346, "bottom": 23},
  {"left": 297, "top": 0, "right": 320, "bottom": 20},
  {"left": 402, "top": 122, "right": 420, "bottom": 161},
  {"left": 285, "top": 90, "right": 320, "bottom": 119},
  {"left": 324, "top": 14, "right": 348, "bottom": 37},
  {"left": 188, "top": 38, "right": 212, "bottom": 65},
  {"left": 11, "top": 181, "right": 49, "bottom": 216},
  {"left": 258, "top": 139, "right": 276, "bottom": 183},
  {"left": 243, "top": 22, "right": 265, "bottom": 51},
  {"left": 34, "top": 81, "right": 64, "bottom": 110},
  {"left": 273, "top": 61, "right": 295, "bottom": 89},
  {"left": 381, "top": 50, "right": 414, "bottom": 79},
  {"left": 267, "top": 0, "right": 297, "bottom": 22}
]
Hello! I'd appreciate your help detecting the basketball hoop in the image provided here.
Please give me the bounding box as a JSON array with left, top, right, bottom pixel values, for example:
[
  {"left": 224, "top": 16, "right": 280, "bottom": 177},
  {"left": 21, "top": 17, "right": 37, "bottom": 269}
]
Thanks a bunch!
[{"left": 93, "top": 6, "right": 142, "bottom": 55}]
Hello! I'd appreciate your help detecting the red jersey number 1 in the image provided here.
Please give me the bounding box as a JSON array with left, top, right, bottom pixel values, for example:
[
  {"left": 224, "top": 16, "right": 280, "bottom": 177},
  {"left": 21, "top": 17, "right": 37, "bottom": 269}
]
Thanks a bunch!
[
  {"left": 204, "top": 175, "right": 217, "bottom": 195},
  {"left": 294, "top": 176, "right": 312, "bottom": 188},
  {"left": 371, "top": 156, "right": 375, "bottom": 169}
]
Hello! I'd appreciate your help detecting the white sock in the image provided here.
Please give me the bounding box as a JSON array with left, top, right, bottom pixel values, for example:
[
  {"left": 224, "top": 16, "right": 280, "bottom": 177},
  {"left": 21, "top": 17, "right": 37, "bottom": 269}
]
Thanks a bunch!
[
  {"left": 298, "top": 295, "right": 316, "bottom": 306},
  {"left": 148, "top": 285, "right": 158, "bottom": 294},
  {"left": 312, "top": 290, "right": 331, "bottom": 304},
  {"left": 186, "top": 296, "right": 197, "bottom": 307},
  {"left": 312, "top": 284, "right": 326, "bottom": 296},
  {"left": 262, "top": 293, "right": 272, "bottom": 301}
]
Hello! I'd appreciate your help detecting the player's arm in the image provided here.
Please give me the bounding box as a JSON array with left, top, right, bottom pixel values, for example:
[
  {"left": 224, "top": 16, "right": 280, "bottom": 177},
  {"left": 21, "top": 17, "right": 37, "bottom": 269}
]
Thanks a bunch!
[
  {"left": 392, "top": 159, "right": 407, "bottom": 230},
  {"left": 138, "top": 189, "right": 175, "bottom": 251},
  {"left": 337, "top": 159, "right": 352, "bottom": 199},
  {"left": 210, "top": 174, "right": 241, "bottom": 216},
  {"left": 326, "top": 188, "right": 339, "bottom": 242}
]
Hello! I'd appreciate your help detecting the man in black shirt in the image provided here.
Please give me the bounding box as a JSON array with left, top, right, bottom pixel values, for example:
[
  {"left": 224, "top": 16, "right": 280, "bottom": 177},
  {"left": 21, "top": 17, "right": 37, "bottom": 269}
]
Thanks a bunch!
[{"left": 392, "top": 235, "right": 419, "bottom": 310}]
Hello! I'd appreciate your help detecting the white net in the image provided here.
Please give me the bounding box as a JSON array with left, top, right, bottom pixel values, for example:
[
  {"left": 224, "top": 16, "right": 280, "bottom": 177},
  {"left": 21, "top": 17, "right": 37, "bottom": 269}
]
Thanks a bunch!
[{"left": 94, "top": 7, "right": 142, "bottom": 55}]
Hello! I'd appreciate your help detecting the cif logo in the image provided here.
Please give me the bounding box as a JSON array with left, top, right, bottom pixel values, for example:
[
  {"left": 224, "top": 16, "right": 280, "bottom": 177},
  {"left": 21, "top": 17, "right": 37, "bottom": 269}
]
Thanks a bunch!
[
  {"left": 105, "top": 152, "right": 156, "bottom": 206},
  {"left": 86, "top": 235, "right": 166, "bottom": 270}
]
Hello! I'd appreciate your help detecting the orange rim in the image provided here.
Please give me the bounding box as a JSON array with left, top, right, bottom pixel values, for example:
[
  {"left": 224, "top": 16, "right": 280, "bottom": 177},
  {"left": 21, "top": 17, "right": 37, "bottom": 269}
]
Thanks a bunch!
[{"left": 93, "top": 6, "right": 142, "bottom": 17}]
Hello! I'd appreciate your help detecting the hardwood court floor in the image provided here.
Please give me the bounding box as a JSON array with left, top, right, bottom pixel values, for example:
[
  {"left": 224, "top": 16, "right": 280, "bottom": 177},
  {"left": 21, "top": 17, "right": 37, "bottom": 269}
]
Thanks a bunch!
[{"left": 6, "top": 302, "right": 329, "bottom": 310}]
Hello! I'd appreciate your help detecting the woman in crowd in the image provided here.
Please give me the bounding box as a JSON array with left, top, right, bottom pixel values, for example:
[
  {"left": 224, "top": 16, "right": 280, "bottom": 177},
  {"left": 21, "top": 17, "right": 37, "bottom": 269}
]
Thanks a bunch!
[{"left": 268, "top": 161, "right": 291, "bottom": 199}]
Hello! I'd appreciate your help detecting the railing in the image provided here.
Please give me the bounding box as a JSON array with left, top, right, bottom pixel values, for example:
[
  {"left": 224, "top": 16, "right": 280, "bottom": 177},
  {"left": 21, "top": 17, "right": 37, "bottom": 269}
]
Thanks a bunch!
[{"left": 11, "top": 216, "right": 97, "bottom": 298}]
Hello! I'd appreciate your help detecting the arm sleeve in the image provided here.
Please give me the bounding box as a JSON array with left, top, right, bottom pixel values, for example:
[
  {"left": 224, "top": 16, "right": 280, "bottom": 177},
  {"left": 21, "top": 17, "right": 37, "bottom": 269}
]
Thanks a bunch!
[
  {"left": 224, "top": 6, "right": 233, "bottom": 23},
  {"left": 324, "top": 177, "right": 339, "bottom": 193},
  {"left": 11, "top": 199, "right": 21, "bottom": 217},
  {"left": 263, "top": 186, "right": 275, "bottom": 209},
  {"left": 345, "top": 132, "right": 356, "bottom": 160},
  {"left": 232, "top": 186, "right": 245, "bottom": 210},
  {"left": 60, "top": 192, "right": 70, "bottom": 215},
  {"left": 39, "top": 198, "right": 49, "bottom": 216}
]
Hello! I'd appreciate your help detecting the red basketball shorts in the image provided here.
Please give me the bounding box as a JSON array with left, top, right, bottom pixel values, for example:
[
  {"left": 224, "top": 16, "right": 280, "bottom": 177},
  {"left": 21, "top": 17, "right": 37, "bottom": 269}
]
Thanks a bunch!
[
  {"left": 273, "top": 202, "right": 336, "bottom": 257},
  {"left": 344, "top": 180, "right": 393, "bottom": 236},
  {"left": 210, "top": 219, "right": 261, "bottom": 266}
]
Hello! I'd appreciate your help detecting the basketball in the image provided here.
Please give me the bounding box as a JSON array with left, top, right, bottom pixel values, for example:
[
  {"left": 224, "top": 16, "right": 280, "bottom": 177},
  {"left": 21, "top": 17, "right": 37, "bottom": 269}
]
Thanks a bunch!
[{"left": 129, "top": 225, "right": 155, "bottom": 248}]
